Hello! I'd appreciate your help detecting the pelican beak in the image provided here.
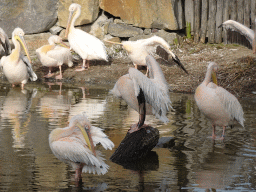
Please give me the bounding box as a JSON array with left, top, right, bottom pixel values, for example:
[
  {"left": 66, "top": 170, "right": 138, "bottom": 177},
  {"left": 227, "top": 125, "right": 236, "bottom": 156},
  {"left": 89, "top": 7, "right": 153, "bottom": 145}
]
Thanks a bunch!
[
  {"left": 76, "top": 123, "right": 96, "bottom": 156},
  {"left": 169, "top": 52, "right": 188, "bottom": 74},
  {"left": 104, "top": 40, "right": 123, "bottom": 45},
  {"left": 211, "top": 71, "right": 218, "bottom": 85},
  {"left": 57, "top": 41, "right": 70, "bottom": 49},
  {"left": 65, "top": 10, "right": 74, "bottom": 38},
  {"left": 17, "top": 35, "right": 31, "bottom": 63}
]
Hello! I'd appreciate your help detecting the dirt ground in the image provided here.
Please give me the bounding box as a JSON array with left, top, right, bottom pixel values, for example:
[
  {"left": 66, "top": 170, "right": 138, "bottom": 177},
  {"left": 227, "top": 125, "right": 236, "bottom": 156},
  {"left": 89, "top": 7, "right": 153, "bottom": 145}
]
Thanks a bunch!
[{"left": 33, "top": 41, "right": 256, "bottom": 98}]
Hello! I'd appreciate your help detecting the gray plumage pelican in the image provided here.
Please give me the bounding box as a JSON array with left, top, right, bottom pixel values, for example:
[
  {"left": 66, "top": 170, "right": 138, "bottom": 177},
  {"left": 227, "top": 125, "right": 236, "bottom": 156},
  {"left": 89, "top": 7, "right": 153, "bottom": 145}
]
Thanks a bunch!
[
  {"left": 194, "top": 62, "right": 245, "bottom": 140},
  {"left": 111, "top": 55, "right": 172, "bottom": 133},
  {"left": 219, "top": 20, "right": 256, "bottom": 53},
  {"left": 0, "top": 28, "right": 11, "bottom": 58},
  {"left": 105, "top": 35, "right": 188, "bottom": 75},
  {"left": 36, "top": 35, "right": 73, "bottom": 79},
  {"left": 0, "top": 28, "right": 37, "bottom": 89},
  {"left": 65, "top": 3, "right": 108, "bottom": 71},
  {"left": 49, "top": 112, "right": 114, "bottom": 182}
]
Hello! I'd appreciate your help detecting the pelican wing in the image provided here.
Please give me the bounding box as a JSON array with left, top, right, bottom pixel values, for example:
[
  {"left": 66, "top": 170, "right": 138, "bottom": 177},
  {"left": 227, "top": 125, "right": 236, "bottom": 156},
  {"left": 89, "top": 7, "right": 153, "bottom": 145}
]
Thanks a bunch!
[
  {"left": 0, "top": 28, "right": 11, "bottom": 55},
  {"left": 128, "top": 67, "right": 171, "bottom": 123},
  {"left": 91, "top": 126, "right": 114, "bottom": 150},
  {"left": 215, "top": 86, "right": 245, "bottom": 127},
  {"left": 220, "top": 20, "right": 254, "bottom": 48},
  {"left": 21, "top": 54, "right": 37, "bottom": 81}
]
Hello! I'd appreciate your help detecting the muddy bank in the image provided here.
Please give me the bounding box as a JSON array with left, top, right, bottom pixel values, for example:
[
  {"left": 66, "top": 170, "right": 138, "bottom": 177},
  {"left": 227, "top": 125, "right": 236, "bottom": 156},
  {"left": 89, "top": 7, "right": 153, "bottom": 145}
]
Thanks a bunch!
[{"left": 31, "top": 42, "right": 256, "bottom": 98}]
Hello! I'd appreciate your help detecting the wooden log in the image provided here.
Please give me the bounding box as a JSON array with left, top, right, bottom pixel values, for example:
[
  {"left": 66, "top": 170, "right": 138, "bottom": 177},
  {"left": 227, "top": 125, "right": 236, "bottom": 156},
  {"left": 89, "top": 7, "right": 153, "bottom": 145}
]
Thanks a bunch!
[
  {"left": 237, "top": 0, "right": 244, "bottom": 24},
  {"left": 223, "top": 0, "right": 230, "bottom": 44},
  {"left": 230, "top": 0, "right": 237, "bottom": 21},
  {"left": 185, "top": 0, "right": 195, "bottom": 34},
  {"left": 200, "top": 0, "right": 208, "bottom": 43},
  {"left": 244, "top": 0, "right": 250, "bottom": 27},
  {"left": 194, "top": 0, "right": 201, "bottom": 43},
  {"left": 208, "top": 0, "right": 217, "bottom": 43},
  {"left": 251, "top": 0, "right": 256, "bottom": 30},
  {"left": 216, "top": 0, "right": 224, "bottom": 43},
  {"left": 110, "top": 126, "right": 159, "bottom": 163}
]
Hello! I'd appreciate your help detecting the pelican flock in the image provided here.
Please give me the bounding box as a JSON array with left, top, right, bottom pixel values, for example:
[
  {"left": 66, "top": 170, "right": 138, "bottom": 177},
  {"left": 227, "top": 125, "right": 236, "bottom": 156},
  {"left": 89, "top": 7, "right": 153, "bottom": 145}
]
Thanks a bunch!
[
  {"left": 0, "top": 28, "right": 37, "bottom": 89},
  {"left": 36, "top": 35, "right": 73, "bottom": 79},
  {"left": 106, "top": 36, "right": 188, "bottom": 75},
  {"left": 49, "top": 112, "right": 114, "bottom": 182},
  {"left": 65, "top": 3, "right": 108, "bottom": 71},
  {"left": 194, "top": 62, "right": 244, "bottom": 140}
]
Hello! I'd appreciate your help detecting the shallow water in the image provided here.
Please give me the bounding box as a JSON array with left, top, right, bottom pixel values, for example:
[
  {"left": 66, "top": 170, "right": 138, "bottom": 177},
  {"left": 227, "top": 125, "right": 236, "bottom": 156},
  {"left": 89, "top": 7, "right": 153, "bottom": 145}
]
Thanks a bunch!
[{"left": 0, "top": 82, "right": 255, "bottom": 192}]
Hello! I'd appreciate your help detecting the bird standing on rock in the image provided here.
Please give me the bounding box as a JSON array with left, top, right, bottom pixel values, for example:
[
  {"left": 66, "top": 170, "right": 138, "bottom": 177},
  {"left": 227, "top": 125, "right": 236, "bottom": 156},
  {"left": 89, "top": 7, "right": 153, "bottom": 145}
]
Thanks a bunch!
[
  {"left": 65, "top": 3, "right": 108, "bottom": 71},
  {"left": 0, "top": 28, "right": 37, "bottom": 89},
  {"left": 194, "top": 62, "right": 244, "bottom": 140},
  {"left": 36, "top": 35, "right": 73, "bottom": 79}
]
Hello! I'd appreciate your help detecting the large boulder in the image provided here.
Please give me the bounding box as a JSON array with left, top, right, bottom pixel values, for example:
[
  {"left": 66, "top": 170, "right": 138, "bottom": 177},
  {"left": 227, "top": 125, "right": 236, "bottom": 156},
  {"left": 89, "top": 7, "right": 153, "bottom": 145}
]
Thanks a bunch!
[
  {"left": 100, "top": 0, "right": 185, "bottom": 30},
  {"left": 0, "top": 0, "right": 58, "bottom": 37},
  {"left": 57, "top": 0, "right": 100, "bottom": 28}
]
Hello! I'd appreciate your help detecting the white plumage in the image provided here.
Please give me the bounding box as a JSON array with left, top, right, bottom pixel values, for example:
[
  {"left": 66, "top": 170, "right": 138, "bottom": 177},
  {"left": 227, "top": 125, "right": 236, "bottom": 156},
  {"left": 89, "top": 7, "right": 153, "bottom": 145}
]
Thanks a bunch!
[{"left": 65, "top": 3, "right": 108, "bottom": 71}]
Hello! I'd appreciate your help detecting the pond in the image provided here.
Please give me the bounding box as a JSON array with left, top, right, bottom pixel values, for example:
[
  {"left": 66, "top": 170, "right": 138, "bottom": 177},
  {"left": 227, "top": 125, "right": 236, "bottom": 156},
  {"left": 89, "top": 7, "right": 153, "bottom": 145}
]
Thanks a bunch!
[{"left": 0, "top": 81, "right": 255, "bottom": 192}]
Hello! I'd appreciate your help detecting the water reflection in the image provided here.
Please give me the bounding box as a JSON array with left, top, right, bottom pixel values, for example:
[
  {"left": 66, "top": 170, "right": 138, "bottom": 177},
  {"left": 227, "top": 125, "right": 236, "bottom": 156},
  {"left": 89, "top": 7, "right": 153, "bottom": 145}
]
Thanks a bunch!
[{"left": 0, "top": 83, "right": 255, "bottom": 191}]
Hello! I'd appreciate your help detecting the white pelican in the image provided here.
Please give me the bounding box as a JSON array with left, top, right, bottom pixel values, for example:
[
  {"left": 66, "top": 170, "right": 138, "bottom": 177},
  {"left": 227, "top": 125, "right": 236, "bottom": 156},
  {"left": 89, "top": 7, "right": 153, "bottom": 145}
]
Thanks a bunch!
[
  {"left": 0, "top": 28, "right": 37, "bottom": 89},
  {"left": 0, "top": 28, "right": 11, "bottom": 58},
  {"left": 194, "top": 62, "right": 245, "bottom": 140},
  {"left": 105, "top": 36, "right": 188, "bottom": 75},
  {"left": 65, "top": 3, "right": 108, "bottom": 71},
  {"left": 219, "top": 20, "right": 256, "bottom": 53},
  {"left": 111, "top": 55, "right": 173, "bottom": 133},
  {"left": 49, "top": 112, "right": 114, "bottom": 182},
  {"left": 36, "top": 35, "right": 73, "bottom": 79}
]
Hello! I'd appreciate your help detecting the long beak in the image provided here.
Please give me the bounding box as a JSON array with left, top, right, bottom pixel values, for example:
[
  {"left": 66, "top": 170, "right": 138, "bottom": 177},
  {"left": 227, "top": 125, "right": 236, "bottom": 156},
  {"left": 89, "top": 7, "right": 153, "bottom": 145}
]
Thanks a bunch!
[
  {"left": 169, "top": 51, "right": 188, "bottom": 74},
  {"left": 211, "top": 71, "right": 218, "bottom": 85},
  {"left": 65, "top": 11, "right": 74, "bottom": 38},
  {"left": 76, "top": 123, "right": 96, "bottom": 156},
  {"left": 57, "top": 41, "right": 70, "bottom": 49},
  {"left": 17, "top": 35, "right": 31, "bottom": 63},
  {"left": 104, "top": 40, "right": 123, "bottom": 45}
]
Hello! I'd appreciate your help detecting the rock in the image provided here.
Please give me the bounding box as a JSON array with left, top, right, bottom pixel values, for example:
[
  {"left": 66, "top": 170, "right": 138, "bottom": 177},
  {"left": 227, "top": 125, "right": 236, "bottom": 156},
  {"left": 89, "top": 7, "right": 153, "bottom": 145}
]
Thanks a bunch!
[
  {"left": 108, "top": 23, "right": 143, "bottom": 37},
  {"left": 100, "top": 0, "right": 185, "bottom": 30},
  {"left": 144, "top": 28, "right": 152, "bottom": 35},
  {"left": 49, "top": 26, "right": 63, "bottom": 35},
  {"left": 57, "top": 0, "right": 100, "bottom": 28},
  {"left": 89, "top": 13, "right": 110, "bottom": 40},
  {"left": 0, "top": 0, "right": 58, "bottom": 37}
]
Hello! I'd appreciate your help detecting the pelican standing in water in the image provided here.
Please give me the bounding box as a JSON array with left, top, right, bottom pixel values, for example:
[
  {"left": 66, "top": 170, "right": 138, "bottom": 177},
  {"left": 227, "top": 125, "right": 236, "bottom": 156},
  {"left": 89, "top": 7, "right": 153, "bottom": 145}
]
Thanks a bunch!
[
  {"left": 65, "top": 3, "right": 108, "bottom": 71},
  {"left": 219, "top": 20, "right": 256, "bottom": 53},
  {"left": 0, "top": 28, "right": 37, "bottom": 89},
  {"left": 0, "top": 28, "right": 11, "bottom": 58},
  {"left": 106, "top": 36, "right": 188, "bottom": 75},
  {"left": 49, "top": 112, "right": 114, "bottom": 182},
  {"left": 194, "top": 62, "right": 244, "bottom": 140},
  {"left": 36, "top": 35, "right": 73, "bottom": 79},
  {"left": 111, "top": 55, "right": 183, "bottom": 133}
]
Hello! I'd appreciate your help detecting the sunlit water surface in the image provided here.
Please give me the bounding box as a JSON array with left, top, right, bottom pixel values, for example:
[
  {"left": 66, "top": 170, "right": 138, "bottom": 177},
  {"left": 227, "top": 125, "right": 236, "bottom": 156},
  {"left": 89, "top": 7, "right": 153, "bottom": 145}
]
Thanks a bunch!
[{"left": 0, "top": 82, "right": 255, "bottom": 192}]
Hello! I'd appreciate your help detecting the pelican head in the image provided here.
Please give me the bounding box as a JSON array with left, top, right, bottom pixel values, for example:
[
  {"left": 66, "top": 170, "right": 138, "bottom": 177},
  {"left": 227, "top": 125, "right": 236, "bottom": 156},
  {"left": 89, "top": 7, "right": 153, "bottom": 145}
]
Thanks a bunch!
[
  {"left": 12, "top": 28, "right": 31, "bottom": 63},
  {"left": 48, "top": 35, "right": 69, "bottom": 48},
  {"left": 65, "top": 3, "right": 81, "bottom": 38},
  {"left": 69, "top": 112, "right": 96, "bottom": 156},
  {"left": 208, "top": 62, "right": 218, "bottom": 85}
]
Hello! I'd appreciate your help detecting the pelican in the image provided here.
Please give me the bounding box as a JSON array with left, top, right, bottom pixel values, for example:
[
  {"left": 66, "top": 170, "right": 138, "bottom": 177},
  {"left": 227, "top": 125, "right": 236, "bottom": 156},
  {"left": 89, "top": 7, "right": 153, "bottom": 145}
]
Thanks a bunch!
[
  {"left": 111, "top": 55, "right": 173, "bottom": 133},
  {"left": 194, "top": 62, "right": 244, "bottom": 140},
  {"left": 105, "top": 36, "right": 188, "bottom": 75},
  {"left": 0, "top": 28, "right": 11, "bottom": 58},
  {"left": 0, "top": 28, "right": 37, "bottom": 89},
  {"left": 36, "top": 35, "right": 73, "bottom": 79},
  {"left": 219, "top": 20, "right": 256, "bottom": 53},
  {"left": 49, "top": 112, "right": 114, "bottom": 182},
  {"left": 65, "top": 3, "right": 108, "bottom": 71}
]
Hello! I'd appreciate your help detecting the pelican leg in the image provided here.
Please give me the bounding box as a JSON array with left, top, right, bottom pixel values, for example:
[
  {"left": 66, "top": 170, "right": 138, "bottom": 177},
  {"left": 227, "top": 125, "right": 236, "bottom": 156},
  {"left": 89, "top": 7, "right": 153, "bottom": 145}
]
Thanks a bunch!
[
  {"left": 208, "top": 125, "right": 217, "bottom": 139},
  {"left": 76, "top": 59, "right": 88, "bottom": 71},
  {"left": 219, "top": 126, "right": 226, "bottom": 140},
  {"left": 44, "top": 67, "right": 55, "bottom": 78},
  {"left": 55, "top": 66, "right": 63, "bottom": 80},
  {"left": 12, "top": 84, "right": 15, "bottom": 88},
  {"left": 75, "top": 164, "right": 83, "bottom": 182}
]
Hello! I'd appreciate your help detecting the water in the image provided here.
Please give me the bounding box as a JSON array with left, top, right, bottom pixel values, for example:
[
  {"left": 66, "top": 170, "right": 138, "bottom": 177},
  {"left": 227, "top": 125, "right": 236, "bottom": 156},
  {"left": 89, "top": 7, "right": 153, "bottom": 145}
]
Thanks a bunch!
[{"left": 0, "top": 82, "right": 255, "bottom": 192}]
